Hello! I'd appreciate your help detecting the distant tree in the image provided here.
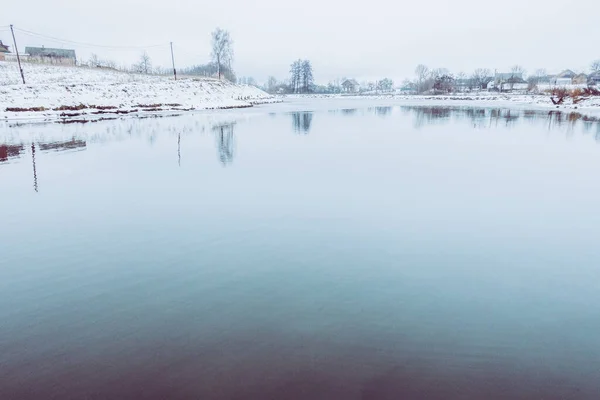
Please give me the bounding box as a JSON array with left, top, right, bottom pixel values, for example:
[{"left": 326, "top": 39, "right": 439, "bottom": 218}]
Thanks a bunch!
[
  {"left": 415, "top": 64, "right": 429, "bottom": 93},
  {"left": 429, "top": 68, "right": 449, "bottom": 80},
  {"left": 401, "top": 79, "right": 415, "bottom": 91},
  {"left": 433, "top": 74, "right": 455, "bottom": 93},
  {"left": 508, "top": 65, "right": 526, "bottom": 90},
  {"left": 289, "top": 59, "right": 302, "bottom": 93},
  {"left": 535, "top": 68, "right": 547, "bottom": 79},
  {"left": 301, "top": 60, "right": 314, "bottom": 93},
  {"left": 591, "top": 60, "right": 600, "bottom": 73},
  {"left": 267, "top": 76, "right": 278, "bottom": 92},
  {"left": 456, "top": 71, "right": 466, "bottom": 92},
  {"left": 511, "top": 65, "right": 526, "bottom": 78},
  {"left": 527, "top": 68, "right": 547, "bottom": 92},
  {"left": 364, "top": 81, "right": 376, "bottom": 92},
  {"left": 211, "top": 28, "right": 234, "bottom": 80},
  {"left": 527, "top": 76, "right": 540, "bottom": 92},
  {"left": 89, "top": 53, "right": 100, "bottom": 67},
  {"left": 471, "top": 68, "right": 492, "bottom": 90},
  {"left": 102, "top": 59, "right": 117, "bottom": 69},
  {"left": 377, "top": 78, "right": 394, "bottom": 92},
  {"left": 182, "top": 62, "right": 235, "bottom": 82},
  {"left": 134, "top": 52, "right": 152, "bottom": 74}
]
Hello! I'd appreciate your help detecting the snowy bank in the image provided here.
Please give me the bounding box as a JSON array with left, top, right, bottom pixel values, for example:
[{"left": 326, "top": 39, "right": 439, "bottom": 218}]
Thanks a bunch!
[
  {"left": 0, "top": 62, "right": 278, "bottom": 122},
  {"left": 283, "top": 93, "right": 600, "bottom": 117}
]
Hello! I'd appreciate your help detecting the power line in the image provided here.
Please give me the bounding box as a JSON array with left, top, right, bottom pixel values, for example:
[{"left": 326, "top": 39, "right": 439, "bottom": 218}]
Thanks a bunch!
[
  {"left": 173, "top": 44, "right": 210, "bottom": 62},
  {"left": 14, "top": 27, "right": 169, "bottom": 50}
]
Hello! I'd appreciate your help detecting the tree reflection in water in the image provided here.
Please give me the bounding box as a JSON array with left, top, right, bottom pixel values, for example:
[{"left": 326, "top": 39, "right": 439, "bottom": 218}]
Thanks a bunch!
[
  {"left": 371, "top": 106, "right": 393, "bottom": 117},
  {"left": 214, "top": 123, "right": 236, "bottom": 166},
  {"left": 291, "top": 112, "right": 313, "bottom": 134},
  {"left": 403, "top": 106, "right": 600, "bottom": 138}
]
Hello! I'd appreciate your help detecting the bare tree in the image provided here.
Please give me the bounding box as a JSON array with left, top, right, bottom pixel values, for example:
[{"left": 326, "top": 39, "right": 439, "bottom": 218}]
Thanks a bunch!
[
  {"left": 401, "top": 79, "right": 415, "bottom": 92},
  {"left": 301, "top": 60, "right": 314, "bottom": 93},
  {"left": 456, "top": 71, "right": 466, "bottom": 92},
  {"left": 89, "top": 53, "right": 100, "bottom": 67},
  {"left": 267, "top": 76, "right": 277, "bottom": 93},
  {"left": 508, "top": 65, "right": 526, "bottom": 90},
  {"left": 430, "top": 68, "right": 449, "bottom": 79},
  {"left": 592, "top": 60, "right": 600, "bottom": 73},
  {"left": 290, "top": 60, "right": 302, "bottom": 93},
  {"left": 102, "top": 59, "right": 117, "bottom": 69},
  {"left": 471, "top": 68, "right": 492, "bottom": 91},
  {"left": 511, "top": 65, "right": 526, "bottom": 78},
  {"left": 211, "top": 28, "right": 234, "bottom": 80},
  {"left": 415, "top": 64, "right": 429, "bottom": 94},
  {"left": 134, "top": 52, "right": 152, "bottom": 74},
  {"left": 535, "top": 68, "right": 547, "bottom": 79}
]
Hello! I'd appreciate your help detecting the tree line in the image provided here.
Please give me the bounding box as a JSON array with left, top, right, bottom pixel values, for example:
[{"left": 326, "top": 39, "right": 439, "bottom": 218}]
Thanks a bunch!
[{"left": 289, "top": 59, "right": 314, "bottom": 93}]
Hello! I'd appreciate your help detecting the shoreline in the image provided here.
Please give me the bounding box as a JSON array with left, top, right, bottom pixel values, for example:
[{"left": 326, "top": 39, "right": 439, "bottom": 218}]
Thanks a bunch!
[
  {"left": 0, "top": 61, "right": 278, "bottom": 123},
  {"left": 281, "top": 93, "right": 600, "bottom": 117},
  {"left": 1, "top": 98, "right": 281, "bottom": 125}
]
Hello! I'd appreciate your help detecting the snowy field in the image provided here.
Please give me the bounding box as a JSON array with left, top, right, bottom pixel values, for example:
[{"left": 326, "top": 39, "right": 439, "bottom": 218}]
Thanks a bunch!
[
  {"left": 2, "top": 61, "right": 600, "bottom": 124},
  {"left": 0, "top": 61, "right": 276, "bottom": 121}
]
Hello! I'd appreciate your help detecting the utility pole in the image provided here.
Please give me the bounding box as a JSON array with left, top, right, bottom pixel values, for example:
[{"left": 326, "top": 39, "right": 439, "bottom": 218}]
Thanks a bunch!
[
  {"left": 170, "top": 42, "right": 177, "bottom": 81},
  {"left": 10, "top": 25, "right": 26, "bottom": 84}
]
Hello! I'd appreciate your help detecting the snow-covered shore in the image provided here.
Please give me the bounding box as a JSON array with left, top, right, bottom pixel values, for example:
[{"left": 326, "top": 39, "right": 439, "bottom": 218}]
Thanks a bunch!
[
  {"left": 0, "top": 62, "right": 278, "bottom": 122},
  {"left": 283, "top": 93, "right": 600, "bottom": 117}
]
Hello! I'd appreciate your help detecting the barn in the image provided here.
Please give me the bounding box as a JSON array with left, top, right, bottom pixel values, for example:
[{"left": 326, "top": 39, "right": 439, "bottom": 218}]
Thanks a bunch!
[{"left": 25, "top": 46, "right": 77, "bottom": 65}]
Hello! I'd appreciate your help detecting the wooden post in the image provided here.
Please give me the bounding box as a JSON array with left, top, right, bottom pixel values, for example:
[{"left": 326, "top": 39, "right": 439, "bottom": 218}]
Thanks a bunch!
[{"left": 10, "top": 25, "right": 25, "bottom": 84}]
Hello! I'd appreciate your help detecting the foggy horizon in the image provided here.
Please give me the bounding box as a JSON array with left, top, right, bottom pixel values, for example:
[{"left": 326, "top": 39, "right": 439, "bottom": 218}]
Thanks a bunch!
[{"left": 2, "top": 0, "right": 599, "bottom": 84}]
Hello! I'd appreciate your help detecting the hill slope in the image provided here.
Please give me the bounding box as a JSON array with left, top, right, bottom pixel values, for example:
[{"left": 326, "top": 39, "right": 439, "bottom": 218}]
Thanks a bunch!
[{"left": 0, "top": 62, "right": 275, "bottom": 121}]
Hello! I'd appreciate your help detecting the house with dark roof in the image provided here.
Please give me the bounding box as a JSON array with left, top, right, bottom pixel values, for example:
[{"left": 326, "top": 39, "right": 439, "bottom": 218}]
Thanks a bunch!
[
  {"left": 489, "top": 72, "right": 526, "bottom": 91},
  {"left": 589, "top": 72, "right": 600, "bottom": 86},
  {"left": 556, "top": 69, "right": 576, "bottom": 79},
  {"left": 25, "top": 46, "right": 77, "bottom": 65},
  {"left": 548, "top": 69, "right": 581, "bottom": 86},
  {"left": 341, "top": 79, "right": 360, "bottom": 93},
  {"left": 0, "top": 40, "right": 10, "bottom": 61}
]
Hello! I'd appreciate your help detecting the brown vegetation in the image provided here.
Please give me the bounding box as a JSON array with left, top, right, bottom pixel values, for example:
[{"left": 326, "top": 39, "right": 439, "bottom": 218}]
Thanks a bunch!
[
  {"left": 5, "top": 106, "right": 47, "bottom": 112},
  {"left": 53, "top": 104, "right": 87, "bottom": 111},
  {"left": 549, "top": 87, "right": 600, "bottom": 105}
]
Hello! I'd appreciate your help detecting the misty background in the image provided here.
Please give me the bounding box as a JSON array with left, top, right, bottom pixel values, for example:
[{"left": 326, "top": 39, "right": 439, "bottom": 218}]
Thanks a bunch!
[{"left": 2, "top": 0, "right": 599, "bottom": 84}]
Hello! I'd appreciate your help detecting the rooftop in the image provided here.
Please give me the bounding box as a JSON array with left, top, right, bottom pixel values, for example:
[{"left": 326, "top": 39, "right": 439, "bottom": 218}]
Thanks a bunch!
[
  {"left": 25, "top": 46, "right": 76, "bottom": 58},
  {"left": 0, "top": 40, "right": 10, "bottom": 53}
]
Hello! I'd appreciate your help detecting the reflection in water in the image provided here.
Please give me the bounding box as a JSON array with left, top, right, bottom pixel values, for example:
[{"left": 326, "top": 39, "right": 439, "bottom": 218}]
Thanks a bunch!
[
  {"left": 1, "top": 106, "right": 599, "bottom": 186},
  {"left": 31, "top": 143, "right": 38, "bottom": 193},
  {"left": 3, "top": 106, "right": 600, "bottom": 399},
  {"left": 404, "top": 106, "right": 600, "bottom": 138},
  {"left": 38, "top": 139, "right": 86, "bottom": 153},
  {"left": 409, "top": 106, "right": 452, "bottom": 128},
  {"left": 291, "top": 112, "right": 313, "bottom": 134},
  {"left": 214, "top": 123, "right": 235, "bottom": 166},
  {"left": 0, "top": 144, "right": 24, "bottom": 163},
  {"left": 371, "top": 106, "right": 392, "bottom": 117}
]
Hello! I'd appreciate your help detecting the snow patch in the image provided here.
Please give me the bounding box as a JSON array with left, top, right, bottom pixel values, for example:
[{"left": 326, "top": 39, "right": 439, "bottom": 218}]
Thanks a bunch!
[{"left": 0, "top": 62, "right": 278, "bottom": 122}]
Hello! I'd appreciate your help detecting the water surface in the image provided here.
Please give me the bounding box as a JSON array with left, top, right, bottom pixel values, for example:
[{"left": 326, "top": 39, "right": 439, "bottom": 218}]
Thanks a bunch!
[{"left": 1, "top": 102, "right": 600, "bottom": 399}]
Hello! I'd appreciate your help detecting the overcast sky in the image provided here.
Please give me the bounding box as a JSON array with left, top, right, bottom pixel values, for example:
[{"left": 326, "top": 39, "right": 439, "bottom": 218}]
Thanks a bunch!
[{"left": 2, "top": 0, "right": 599, "bottom": 84}]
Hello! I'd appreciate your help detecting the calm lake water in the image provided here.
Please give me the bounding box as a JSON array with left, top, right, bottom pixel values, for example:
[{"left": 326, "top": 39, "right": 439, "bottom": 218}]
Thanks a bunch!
[{"left": 1, "top": 101, "right": 600, "bottom": 399}]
